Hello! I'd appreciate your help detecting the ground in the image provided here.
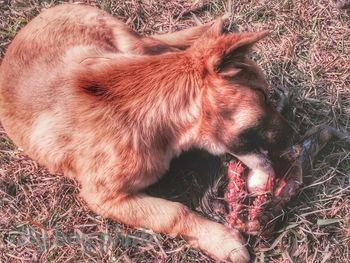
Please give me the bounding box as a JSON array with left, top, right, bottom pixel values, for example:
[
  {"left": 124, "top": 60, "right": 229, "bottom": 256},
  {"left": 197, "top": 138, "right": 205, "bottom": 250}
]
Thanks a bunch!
[{"left": 0, "top": 0, "right": 349, "bottom": 262}]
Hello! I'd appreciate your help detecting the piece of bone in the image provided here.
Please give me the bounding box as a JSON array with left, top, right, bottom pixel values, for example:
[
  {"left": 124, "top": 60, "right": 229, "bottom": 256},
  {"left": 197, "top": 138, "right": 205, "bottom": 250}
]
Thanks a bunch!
[{"left": 246, "top": 169, "right": 274, "bottom": 194}]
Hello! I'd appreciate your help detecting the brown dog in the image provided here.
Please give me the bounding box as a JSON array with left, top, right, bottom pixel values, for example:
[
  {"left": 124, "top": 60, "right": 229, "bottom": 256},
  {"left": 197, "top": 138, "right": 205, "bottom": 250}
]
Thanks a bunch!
[{"left": 0, "top": 4, "right": 294, "bottom": 262}]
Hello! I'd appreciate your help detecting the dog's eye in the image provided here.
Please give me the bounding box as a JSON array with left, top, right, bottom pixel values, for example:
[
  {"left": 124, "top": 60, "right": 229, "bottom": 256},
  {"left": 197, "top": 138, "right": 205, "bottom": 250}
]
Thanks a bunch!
[
  {"left": 261, "top": 91, "right": 268, "bottom": 102},
  {"left": 255, "top": 88, "right": 268, "bottom": 103}
]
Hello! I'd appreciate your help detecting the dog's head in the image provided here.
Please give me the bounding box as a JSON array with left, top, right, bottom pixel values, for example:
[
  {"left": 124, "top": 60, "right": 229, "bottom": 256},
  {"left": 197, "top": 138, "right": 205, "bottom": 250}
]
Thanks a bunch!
[{"left": 189, "top": 19, "right": 294, "bottom": 156}]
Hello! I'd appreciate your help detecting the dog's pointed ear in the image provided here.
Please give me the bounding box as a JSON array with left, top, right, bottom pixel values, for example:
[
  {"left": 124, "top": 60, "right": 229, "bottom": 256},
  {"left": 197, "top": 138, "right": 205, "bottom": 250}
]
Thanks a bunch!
[
  {"left": 210, "top": 31, "right": 270, "bottom": 78},
  {"left": 222, "top": 31, "right": 270, "bottom": 58},
  {"left": 192, "top": 17, "right": 225, "bottom": 44},
  {"left": 205, "top": 17, "right": 225, "bottom": 38}
]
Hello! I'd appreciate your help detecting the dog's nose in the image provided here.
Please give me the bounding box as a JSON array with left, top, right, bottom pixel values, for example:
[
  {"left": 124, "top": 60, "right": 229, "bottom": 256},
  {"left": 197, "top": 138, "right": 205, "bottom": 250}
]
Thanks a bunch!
[{"left": 275, "top": 119, "right": 295, "bottom": 149}]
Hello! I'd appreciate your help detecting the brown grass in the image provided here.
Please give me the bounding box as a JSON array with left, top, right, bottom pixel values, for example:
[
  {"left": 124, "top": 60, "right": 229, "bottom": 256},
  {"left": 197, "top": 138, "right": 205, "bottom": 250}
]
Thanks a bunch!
[{"left": 0, "top": 0, "right": 349, "bottom": 262}]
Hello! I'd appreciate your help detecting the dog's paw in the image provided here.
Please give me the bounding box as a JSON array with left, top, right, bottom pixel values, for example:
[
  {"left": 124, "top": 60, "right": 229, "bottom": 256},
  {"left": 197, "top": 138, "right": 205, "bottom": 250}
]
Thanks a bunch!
[{"left": 191, "top": 221, "right": 250, "bottom": 263}]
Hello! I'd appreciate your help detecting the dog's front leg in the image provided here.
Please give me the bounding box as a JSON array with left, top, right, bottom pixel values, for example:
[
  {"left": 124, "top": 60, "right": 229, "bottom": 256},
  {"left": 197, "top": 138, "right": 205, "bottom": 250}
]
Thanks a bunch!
[{"left": 80, "top": 183, "right": 249, "bottom": 262}]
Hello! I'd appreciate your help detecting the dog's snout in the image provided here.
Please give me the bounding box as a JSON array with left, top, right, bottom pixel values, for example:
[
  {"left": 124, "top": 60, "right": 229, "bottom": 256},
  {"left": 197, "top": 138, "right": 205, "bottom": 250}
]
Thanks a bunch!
[{"left": 261, "top": 111, "right": 295, "bottom": 151}]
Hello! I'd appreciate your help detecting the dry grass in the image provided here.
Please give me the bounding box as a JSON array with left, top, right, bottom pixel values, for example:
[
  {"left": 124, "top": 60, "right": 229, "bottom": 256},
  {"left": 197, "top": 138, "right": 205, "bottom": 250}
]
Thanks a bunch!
[{"left": 0, "top": 0, "right": 349, "bottom": 262}]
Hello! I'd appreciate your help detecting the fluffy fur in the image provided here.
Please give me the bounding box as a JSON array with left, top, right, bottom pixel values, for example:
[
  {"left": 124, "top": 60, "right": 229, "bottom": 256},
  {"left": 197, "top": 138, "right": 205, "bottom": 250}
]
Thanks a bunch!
[{"left": 0, "top": 4, "right": 294, "bottom": 262}]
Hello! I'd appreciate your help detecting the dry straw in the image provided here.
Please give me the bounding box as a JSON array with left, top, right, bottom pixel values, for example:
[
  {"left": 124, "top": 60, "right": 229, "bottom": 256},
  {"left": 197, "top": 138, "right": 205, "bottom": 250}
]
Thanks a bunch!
[{"left": 0, "top": 0, "right": 349, "bottom": 262}]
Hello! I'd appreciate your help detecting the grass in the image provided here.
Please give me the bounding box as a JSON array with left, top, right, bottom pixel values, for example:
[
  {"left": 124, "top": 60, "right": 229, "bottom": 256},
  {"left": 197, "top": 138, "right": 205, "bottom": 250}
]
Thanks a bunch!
[{"left": 0, "top": 0, "right": 349, "bottom": 262}]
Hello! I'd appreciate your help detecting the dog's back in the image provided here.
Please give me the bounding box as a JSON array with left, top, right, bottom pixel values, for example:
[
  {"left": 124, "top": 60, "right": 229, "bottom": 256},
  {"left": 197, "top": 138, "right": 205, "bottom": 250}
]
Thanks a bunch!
[
  {"left": 0, "top": 4, "right": 188, "bottom": 177},
  {"left": 0, "top": 5, "right": 142, "bottom": 152}
]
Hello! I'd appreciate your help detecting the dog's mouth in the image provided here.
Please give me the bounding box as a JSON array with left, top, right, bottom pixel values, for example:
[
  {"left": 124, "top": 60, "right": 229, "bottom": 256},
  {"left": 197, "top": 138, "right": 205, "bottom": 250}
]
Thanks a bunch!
[
  {"left": 226, "top": 147, "right": 295, "bottom": 193},
  {"left": 227, "top": 144, "right": 301, "bottom": 179},
  {"left": 223, "top": 124, "right": 346, "bottom": 235}
]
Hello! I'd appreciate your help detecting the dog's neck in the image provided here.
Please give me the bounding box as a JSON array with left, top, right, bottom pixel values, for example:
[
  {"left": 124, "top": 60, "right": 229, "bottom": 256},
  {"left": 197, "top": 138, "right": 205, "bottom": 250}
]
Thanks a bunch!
[{"left": 83, "top": 52, "right": 204, "bottom": 154}]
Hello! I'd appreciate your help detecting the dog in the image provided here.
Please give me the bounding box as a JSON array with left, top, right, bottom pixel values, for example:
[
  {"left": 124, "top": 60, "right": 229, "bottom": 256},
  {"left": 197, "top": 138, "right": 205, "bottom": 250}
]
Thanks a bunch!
[{"left": 0, "top": 4, "right": 294, "bottom": 262}]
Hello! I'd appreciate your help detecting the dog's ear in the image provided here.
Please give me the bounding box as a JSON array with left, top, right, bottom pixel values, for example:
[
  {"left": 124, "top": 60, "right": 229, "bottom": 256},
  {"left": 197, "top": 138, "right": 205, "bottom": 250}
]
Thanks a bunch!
[
  {"left": 190, "top": 17, "right": 225, "bottom": 47},
  {"left": 204, "top": 17, "right": 225, "bottom": 38},
  {"left": 192, "top": 30, "right": 270, "bottom": 78},
  {"left": 212, "top": 31, "right": 270, "bottom": 78}
]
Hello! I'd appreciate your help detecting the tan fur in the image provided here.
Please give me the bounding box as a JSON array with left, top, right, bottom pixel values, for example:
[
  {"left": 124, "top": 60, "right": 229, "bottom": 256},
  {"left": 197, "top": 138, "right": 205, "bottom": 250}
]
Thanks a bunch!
[{"left": 0, "top": 4, "right": 294, "bottom": 262}]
